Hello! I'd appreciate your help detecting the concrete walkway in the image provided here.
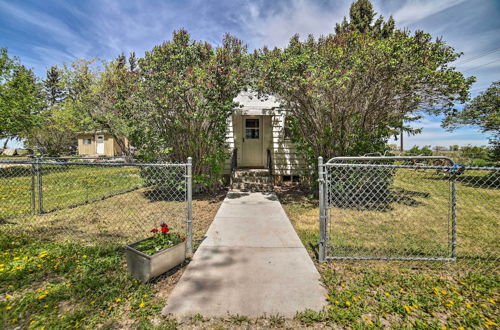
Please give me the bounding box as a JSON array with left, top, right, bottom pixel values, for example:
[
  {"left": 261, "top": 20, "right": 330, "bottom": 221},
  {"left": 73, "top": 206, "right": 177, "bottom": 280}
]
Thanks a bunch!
[{"left": 162, "top": 191, "right": 326, "bottom": 318}]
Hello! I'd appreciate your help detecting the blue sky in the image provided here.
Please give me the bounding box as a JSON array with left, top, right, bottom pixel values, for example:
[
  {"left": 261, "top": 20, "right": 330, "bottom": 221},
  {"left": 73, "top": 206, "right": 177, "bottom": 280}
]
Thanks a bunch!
[{"left": 1, "top": 0, "right": 499, "bottom": 149}]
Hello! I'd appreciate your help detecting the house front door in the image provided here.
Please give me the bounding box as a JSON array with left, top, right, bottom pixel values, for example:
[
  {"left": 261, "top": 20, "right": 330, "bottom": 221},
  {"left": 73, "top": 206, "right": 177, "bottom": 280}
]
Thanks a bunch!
[
  {"left": 241, "top": 116, "right": 263, "bottom": 167},
  {"left": 96, "top": 135, "right": 105, "bottom": 155}
]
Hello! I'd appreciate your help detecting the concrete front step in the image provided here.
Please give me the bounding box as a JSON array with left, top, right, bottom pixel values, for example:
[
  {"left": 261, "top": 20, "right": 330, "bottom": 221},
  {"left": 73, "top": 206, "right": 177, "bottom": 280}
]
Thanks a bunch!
[
  {"left": 233, "top": 169, "right": 270, "bottom": 178},
  {"left": 231, "top": 182, "right": 273, "bottom": 192},
  {"left": 231, "top": 168, "right": 273, "bottom": 192},
  {"left": 231, "top": 177, "right": 272, "bottom": 184}
]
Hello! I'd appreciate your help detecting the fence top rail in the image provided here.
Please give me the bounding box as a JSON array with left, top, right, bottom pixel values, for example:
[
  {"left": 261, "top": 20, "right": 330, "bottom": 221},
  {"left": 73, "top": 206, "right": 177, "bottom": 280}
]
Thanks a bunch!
[
  {"left": 324, "top": 163, "right": 499, "bottom": 171},
  {"left": 324, "top": 156, "right": 456, "bottom": 166},
  {"left": 0, "top": 160, "right": 189, "bottom": 167}
]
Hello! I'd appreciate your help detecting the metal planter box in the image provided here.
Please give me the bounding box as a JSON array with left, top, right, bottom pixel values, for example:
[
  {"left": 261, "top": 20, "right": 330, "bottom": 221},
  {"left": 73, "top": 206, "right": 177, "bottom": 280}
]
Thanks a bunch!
[{"left": 125, "top": 238, "right": 186, "bottom": 283}]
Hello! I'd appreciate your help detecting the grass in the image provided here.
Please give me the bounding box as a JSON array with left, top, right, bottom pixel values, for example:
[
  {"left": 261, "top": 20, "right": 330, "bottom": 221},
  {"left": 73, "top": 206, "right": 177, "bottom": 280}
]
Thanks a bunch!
[
  {"left": 1, "top": 164, "right": 498, "bottom": 328},
  {"left": 0, "top": 164, "right": 143, "bottom": 221},
  {"left": 0, "top": 191, "right": 224, "bottom": 329},
  {"left": 0, "top": 163, "right": 225, "bottom": 329},
  {"left": 278, "top": 167, "right": 499, "bottom": 328}
]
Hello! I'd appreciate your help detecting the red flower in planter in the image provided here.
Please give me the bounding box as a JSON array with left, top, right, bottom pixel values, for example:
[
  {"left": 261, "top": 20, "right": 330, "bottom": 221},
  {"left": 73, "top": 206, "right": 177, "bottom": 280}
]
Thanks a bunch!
[
  {"left": 151, "top": 228, "right": 159, "bottom": 233},
  {"left": 160, "top": 222, "right": 169, "bottom": 234}
]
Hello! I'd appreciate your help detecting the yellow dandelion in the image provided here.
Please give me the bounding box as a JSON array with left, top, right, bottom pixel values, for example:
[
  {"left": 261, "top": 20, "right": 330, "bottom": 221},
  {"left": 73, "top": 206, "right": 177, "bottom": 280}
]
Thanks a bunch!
[
  {"left": 36, "top": 288, "right": 43, "bottom": 293},
  {"left": 488, "top": 298, "right": 496, "bottom": 304},
  {"left": 14, "top": 257, "right": 19, "bottom": 260},
  {"left": 5, "top": 305, "right": 12, "bottom": 310},
  {"left": 43, "top": 305, "right": 49, "bottom": 308},
  {"left": 15, "top": 266, "right": 22, "bottom": 271},
  {"left": 484, "top": 318, "right": 498, "bottom": 328},
  {"left": 6, "top": 295, "right": 12, "bottom": 299},
  {"left": 441, "top": 290, "right": 447, "bottom": 295},
  {"left": 403, "top": 305, "right": 412, "bottom": 314},
  {"left": 413, "top": 304, "right": 419, "bottom": 309},
  {"left": 367, "top": 321, "right": 374, "bottom": 326},
  {"left": 466, "top": 303, "right": 474, "bottom": 309},
  {"left": 458, "top": 327, "right": 465, "bottom": 330},
  {"left": 345, "top": 301, "right": 351, "bottom": 307},
  {"left": 115, "top": 298, "right": 121, "bottom": 303},
  {"left": 38, "top": 294, "right": 47, "bottom": 300},
  {"left": 139, "top": 301, "right": 145, "bottom": 308},
  {"left": 433, "top": 288, "right": 440, "bottom": 295},
  {"left": 334, "top": 300, "right": 340, "bottom": 305},
  {"left": 0, "top": 269, "right": 4, "bottom": 272},
  {"left": 384, "top": 292, "right": 390, "bottom": 297},
  {"left": 353, "top": 297, "right": 358, "bottom": 302},
  {"left": 0, "top": 263, "right": 4, "bottom": 267}
]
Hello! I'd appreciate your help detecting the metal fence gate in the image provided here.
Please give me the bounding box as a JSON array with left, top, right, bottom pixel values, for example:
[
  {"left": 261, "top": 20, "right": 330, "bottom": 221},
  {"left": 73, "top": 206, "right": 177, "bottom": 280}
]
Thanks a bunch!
[
  {"left": 0, "top": 157, "right": 193, "bottom": 253},
  {"left": 318, "top": 156, "right": 499, "bottom": 268}
]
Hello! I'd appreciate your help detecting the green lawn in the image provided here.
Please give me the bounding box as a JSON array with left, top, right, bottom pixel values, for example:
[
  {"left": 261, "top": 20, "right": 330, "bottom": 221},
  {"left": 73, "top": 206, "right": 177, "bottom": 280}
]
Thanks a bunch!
[
  {"left": 0, "top": 191, "right": 223, "bottom": 329},
  {"left": 0, "top": 164, "right": 143, "bottom": 221},
  {"left": 0, "top": 165, "right": 498, "bottom": 328},
  {"left": 279, "top": 168, "right": 499, "bottom": 328}
]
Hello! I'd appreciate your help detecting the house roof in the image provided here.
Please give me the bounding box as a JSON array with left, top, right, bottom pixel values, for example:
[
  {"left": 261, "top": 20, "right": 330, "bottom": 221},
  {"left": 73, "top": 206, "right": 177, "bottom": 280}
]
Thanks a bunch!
[{"left": 233, "top": 91, "right": 281, "bottom": 115}]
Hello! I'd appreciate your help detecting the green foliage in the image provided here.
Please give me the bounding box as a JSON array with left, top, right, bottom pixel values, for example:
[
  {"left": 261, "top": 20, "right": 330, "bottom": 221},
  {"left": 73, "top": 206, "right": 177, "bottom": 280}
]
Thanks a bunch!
[
  {"left": 443, "top": 81, "right": 499, "bottom": 159},
  {"left": 25, "top": 65, "right": 78, "bottom": 156},
  {"left": 133, "top": 30, "right": 248, "bottom": 189},
  {"left": 405, "top": 145, "right": 433, "bottom": 156},
  {"left": 134, "top": 224, "right": 185, "bottom": 255},
  {"left": 0, "top": 48, "right": 44, "bottom": 146},
  {"left": 252, "top": 3, "right": 472, "bottom": 176}
]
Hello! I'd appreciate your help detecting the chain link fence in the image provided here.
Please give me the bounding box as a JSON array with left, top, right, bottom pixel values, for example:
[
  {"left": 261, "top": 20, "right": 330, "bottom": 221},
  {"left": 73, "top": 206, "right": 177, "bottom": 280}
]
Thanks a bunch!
[
  {"left": 0, "top": 157, "right": 193, "bottom": 252},
  {"left": 318, "top": 156, "right": 499, "bottom": 271}
]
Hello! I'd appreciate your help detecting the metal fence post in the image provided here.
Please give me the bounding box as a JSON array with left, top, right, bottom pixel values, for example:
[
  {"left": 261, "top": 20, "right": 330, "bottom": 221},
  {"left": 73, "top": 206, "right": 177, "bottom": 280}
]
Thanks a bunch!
[
  {"left": 30, "top": 163, "right": 36, "bottom": 215},
  {"left": 318, "top": 156, "right": 327, "bottom": 262},
  {"left": 451, "top": 175, "right": 457, "bottom": 259},
  {"left": 36, "top": 160, "right": 44, "bottom": 214},
  {"left": 186, "top": 157, "right": 193, "bottom": 255}
]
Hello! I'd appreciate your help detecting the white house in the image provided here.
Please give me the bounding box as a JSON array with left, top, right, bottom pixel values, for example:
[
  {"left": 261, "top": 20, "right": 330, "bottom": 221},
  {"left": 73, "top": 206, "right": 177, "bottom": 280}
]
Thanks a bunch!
[{"left": 224, "top": 91, "right": 306, "bottom": 184}]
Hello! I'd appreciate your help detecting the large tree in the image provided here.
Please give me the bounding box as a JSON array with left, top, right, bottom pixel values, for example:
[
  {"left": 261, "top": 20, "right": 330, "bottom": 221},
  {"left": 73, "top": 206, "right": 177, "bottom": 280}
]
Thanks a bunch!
[
  {"left": 85, "top": 53, "right": 140, "bottom": 155},
  {"left": 25, "top": 65, "right": 78, "bottom": 156},
  {"left": 0, "top": 48, "right": 43, "bottom": 149},
  {"left": 442, "top": 81, "right": 500, "bottom": 161},
  {"left": 252, "top": 0, "right": 474, "bottom": 168},
  {"left": 134, "top": 30, "right": 248, "bottom": 187}
]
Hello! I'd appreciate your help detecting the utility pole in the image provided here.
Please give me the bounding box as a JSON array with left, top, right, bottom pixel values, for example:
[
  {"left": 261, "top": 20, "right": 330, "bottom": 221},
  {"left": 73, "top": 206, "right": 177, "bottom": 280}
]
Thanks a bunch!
[{"left": 400, "top": 128, "right": 403, "bottom": 153}]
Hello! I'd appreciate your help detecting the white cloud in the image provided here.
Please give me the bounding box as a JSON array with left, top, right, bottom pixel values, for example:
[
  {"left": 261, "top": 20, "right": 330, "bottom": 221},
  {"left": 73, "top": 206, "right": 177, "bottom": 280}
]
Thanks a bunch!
[
  {"left": 392, "top": 0, "right": 467, "bottom": 24},
  {"left": 238, "top": 0, "right": 349, "bottom": 48}
]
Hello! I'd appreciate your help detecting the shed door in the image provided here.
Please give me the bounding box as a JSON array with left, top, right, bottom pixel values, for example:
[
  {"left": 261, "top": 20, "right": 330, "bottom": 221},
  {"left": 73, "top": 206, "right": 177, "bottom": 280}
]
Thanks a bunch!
[
  {"left": 241, "top": 116, "right": 263, "bottom": 167},
  {"left": 96, "top": 135, "right": 105, "bottom": 155}
]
